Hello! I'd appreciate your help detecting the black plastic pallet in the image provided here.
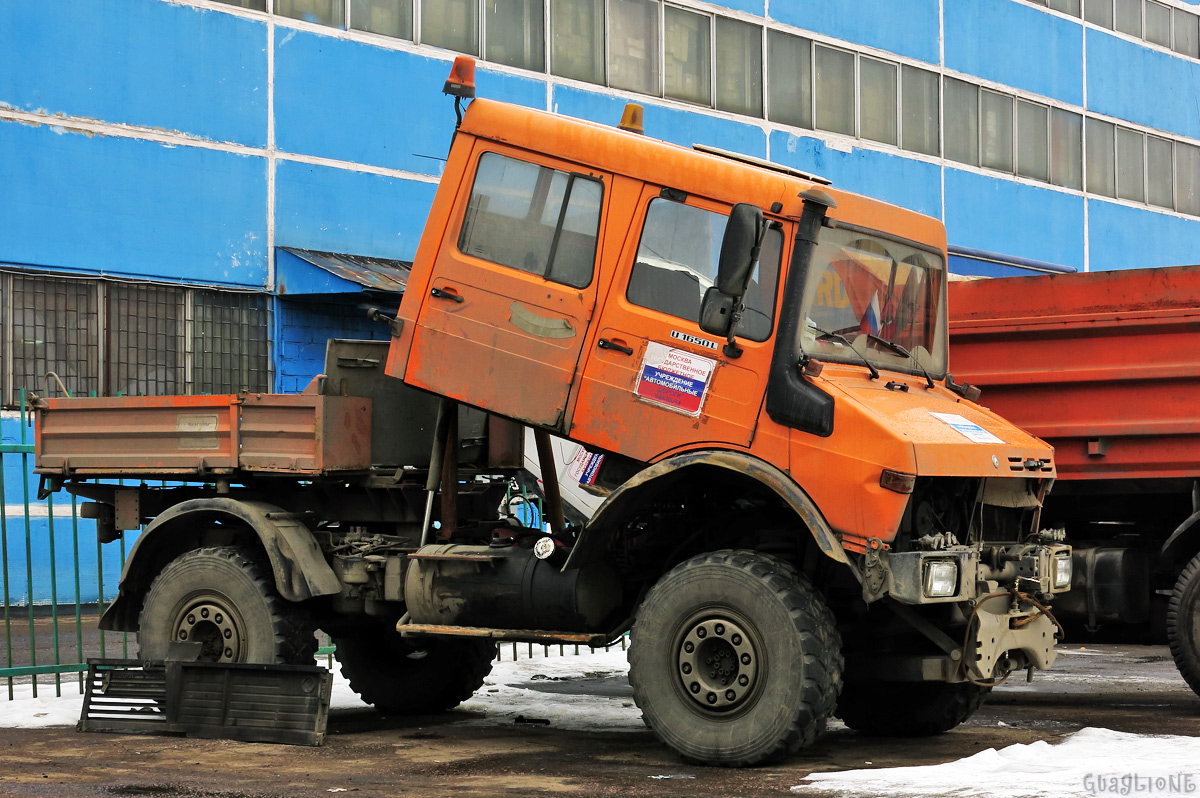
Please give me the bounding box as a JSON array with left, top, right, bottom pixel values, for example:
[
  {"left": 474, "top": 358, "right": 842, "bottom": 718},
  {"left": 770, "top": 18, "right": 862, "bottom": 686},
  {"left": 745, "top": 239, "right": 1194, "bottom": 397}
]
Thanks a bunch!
[{"left": 78, "top": 658, "right": 332, "bottom": 746}]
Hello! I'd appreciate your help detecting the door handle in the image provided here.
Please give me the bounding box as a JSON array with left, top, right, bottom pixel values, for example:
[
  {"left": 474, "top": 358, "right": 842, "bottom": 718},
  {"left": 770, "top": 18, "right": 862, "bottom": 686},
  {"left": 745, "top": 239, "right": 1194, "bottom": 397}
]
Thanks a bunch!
[
  {"left": 431, "top": 286, "right": 464, "bottom": 303},
  {"left": 598, "top": 338, "right": 634, "bottom": 356}
]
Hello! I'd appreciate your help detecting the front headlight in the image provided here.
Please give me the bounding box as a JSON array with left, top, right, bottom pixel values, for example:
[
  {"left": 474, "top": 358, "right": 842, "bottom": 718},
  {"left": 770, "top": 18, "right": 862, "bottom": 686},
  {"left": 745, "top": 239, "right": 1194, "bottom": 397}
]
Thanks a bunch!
[
  {"left": 923, "top": 560, "right": 959, "bottom": 598},
  {"left": 1053, "top": 552, "right": 1073, "bottom": 589}
]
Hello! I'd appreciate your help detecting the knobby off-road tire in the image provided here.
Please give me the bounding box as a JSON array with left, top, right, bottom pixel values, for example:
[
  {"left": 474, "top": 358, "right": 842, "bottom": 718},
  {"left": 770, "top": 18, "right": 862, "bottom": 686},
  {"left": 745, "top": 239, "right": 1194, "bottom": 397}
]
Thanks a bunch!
[
  {"left": 332, "top": 630, "right": 496, "bottom": 715},
  {"left": 137, "top": 546, "right": 317, "bottom": 664},
  {"left": 1167, "top": 551, "right": 1200, "bottom": 699},
  {"left": 628, "top": 550, "right": 843, "bottom": 767},
  {"left": 835, "top": 680, "right": 990, "bottom": 736}
]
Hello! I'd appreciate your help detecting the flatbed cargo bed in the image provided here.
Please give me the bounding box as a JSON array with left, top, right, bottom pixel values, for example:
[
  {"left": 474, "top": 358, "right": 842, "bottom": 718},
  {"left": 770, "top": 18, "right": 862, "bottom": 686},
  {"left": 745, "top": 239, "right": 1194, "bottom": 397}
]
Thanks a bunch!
[{"left": 35, "top": 393, "right": 372, "bottom": 479}]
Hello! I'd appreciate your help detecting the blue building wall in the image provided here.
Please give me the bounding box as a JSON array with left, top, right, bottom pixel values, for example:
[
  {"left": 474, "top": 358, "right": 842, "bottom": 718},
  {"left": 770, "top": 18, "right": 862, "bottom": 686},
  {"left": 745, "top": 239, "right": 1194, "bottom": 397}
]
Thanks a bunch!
[{"left": 276, "top": 299, "right": 392, "bottom": 394}]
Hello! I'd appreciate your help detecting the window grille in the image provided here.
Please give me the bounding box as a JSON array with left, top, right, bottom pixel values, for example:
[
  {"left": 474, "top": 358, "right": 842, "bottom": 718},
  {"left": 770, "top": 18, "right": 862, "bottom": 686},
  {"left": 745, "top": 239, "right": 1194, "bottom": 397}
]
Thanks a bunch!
[{"left": 6, "top": 275, "right": 100, "bottom": 403}]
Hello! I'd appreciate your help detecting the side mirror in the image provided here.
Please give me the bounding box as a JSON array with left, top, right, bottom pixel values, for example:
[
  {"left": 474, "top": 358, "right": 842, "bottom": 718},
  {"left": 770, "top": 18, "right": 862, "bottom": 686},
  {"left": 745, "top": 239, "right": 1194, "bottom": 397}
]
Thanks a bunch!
[
  {"left": 716, "top": 203, "right": 764, "bottom": 296},
  {"left": 699, "top": 287, "right": 734, "bottom": 336}
]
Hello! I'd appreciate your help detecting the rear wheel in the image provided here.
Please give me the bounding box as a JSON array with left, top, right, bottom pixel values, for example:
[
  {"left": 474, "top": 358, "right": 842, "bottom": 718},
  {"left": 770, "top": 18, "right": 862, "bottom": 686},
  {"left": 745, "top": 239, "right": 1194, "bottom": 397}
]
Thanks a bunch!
[
  {"left": 628, "top": 550, "right": 843, "bottom": 767},
  {"left": 835, "top": 680, "right": 990, "bottom": 736},
  {"left": 1167, "top": 552, "right": 1200, "bottom": 698},
  {"left": 332, "top": 629, "right": 495, "bottom": 715},
  {"left": 137, "top": 546, "right": 316, "bottom": 665}
]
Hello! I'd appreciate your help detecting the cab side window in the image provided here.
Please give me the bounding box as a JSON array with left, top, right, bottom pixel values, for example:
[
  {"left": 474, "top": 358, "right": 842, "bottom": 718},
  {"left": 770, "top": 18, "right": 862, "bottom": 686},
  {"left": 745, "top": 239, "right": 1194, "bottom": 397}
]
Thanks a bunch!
[
  {"left": 627, "top": 198, "right": 781, "bottom": 341},
  {"left": 458, "top": 152, "right": 603, "bottom": 288}
]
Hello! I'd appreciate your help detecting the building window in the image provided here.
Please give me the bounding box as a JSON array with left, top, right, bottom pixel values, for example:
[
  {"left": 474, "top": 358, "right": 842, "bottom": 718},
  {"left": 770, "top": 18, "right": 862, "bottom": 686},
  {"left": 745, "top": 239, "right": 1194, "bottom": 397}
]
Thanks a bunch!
[
  {"left": 901, "top": 66, "right": 939, "bottom": 156},
  {"left": 421, "top": 0, "right": 479, "bottom": 55},
  {"left": 1048, "top": 0, "right": 1081, "bottom": 15},
  {"left": 1050, "top": 108, "right": 1083, "bottom": 190},
  {"left": 944, "top": 78, "right": 980, "bottom": 167},
  {"left": 1116, "top": 126, "right": 1145, "bottom": 202},
  {"left": 1084, "top": 0, "right": 1113, "bottom": 28},
  {"left": 664, "top": 5, "right": 711, "bottom": 105},
  {"left": 1114, "top": 0, "right": 1141, "bottom": 37},
  {"left": 1086, "top": 118, "right": 1117, "bottom": 197},
  {"left": 458, "top": 153, "right": 603, "bottom": 288},
  {"left": 980, "top": 89, "right": 1014, "bottom": 172},
  {"left": 610, "top": 0, "right": 661, "bottom": 95},
  {"left": 1017, "top": 100, "right": 1049, "bottom": 181},
  {"left": 216, "top": 0, "right": 267, "bottom": 10},
  {"left": 1, "top": 275, "right": 270, "bottom": 406},
  {"left": 550, "top": 0, "right": 604, "bottom": 84},
  {"left": 1175, "top": 8, "right": 1200, "bottom": 57},
  {"left": 350, "top": 0, "right": 413, "bottom": 39},
  {"left": 859, "top": 56, "right": 898, "bottom": 146},
  {"left": 276, "top": 0, "right": 345, "bottom": 27},
  {"left": 767, "top": 30, "right": 811, "bottom": 129},
  {"left": 814, "top": 44, "right": 855, "bottom": 136},
  {"left": 1145, "top": 1, "right": 1172, "bottom": 47},
  {"left": 714, "top": 18, "right": 762, "bottom": 117},
  {"left": 485, "top": 0, "right": 545, "bottom": 70},
  {"left": 110, "top": 284, "right": 186, "bottom": 398},
  {"left": 1176, "top": 142, "right": 1200, "bottom": 215},
  {"left": 1147, "top": 135, "right": 1174, "bottom": 208}
]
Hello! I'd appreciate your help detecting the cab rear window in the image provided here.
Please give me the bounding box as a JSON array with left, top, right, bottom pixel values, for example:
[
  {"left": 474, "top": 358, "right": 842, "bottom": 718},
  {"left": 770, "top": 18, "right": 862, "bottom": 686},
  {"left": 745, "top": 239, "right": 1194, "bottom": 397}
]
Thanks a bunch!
[{"left": 458, "top": 152, "right": 602, "bottom": 288}]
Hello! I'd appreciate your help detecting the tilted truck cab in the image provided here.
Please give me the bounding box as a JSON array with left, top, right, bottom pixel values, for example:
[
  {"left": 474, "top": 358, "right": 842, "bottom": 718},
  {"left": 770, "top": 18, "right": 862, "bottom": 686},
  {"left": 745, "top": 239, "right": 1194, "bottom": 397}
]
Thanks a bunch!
[{"left": 33, "top": 60, "right": 1069, "bottom": 768}]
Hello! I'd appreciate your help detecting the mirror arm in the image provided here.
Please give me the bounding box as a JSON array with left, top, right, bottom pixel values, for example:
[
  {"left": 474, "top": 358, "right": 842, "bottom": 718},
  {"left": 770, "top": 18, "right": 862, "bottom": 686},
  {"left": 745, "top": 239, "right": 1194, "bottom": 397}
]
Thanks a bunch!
[{"left": 722, "top": 221, "right": 769, "bottom": 359}]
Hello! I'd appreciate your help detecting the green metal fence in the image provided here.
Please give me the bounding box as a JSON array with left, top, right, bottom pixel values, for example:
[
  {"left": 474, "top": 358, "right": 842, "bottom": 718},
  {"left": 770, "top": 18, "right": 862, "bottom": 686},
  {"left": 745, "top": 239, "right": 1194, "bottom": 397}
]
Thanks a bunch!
[{"left": 0, "top": 392, "right": 131, "bottom": 700}]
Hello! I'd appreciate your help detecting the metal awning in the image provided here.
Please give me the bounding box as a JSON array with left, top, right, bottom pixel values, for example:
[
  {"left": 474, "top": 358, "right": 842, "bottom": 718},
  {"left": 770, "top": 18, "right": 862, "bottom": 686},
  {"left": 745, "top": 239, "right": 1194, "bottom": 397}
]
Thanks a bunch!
[{"left": 277, "top": 247, "right": 412, "bottom": 296}]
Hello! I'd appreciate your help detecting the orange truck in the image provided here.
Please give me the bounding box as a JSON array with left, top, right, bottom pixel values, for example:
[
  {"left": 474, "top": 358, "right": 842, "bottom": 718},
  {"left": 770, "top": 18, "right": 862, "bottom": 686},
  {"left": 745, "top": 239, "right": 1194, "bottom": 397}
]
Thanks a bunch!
[
  {"left": 34, "top": 59, "right": 1069, "bottom": 766},
  {"left": 949, "top": 264, "right": 1200, "bottom": 699}
]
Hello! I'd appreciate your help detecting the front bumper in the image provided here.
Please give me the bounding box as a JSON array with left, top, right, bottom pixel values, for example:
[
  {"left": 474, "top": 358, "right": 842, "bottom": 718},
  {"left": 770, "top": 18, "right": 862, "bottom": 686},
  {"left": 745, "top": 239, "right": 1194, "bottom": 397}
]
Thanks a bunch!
[{"left": 877, "top": 543, "right": 1072, "bottom": 605}]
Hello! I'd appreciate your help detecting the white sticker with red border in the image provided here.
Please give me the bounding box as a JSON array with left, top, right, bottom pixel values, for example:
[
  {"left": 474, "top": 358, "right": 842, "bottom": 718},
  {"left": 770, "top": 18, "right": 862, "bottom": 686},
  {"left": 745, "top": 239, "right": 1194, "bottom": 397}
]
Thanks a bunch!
[
  {"left": 567, "top": 449, "right": 606, "bottom": 485},
  {"left": 633, "top": 342, "right": 717, "bottom": 417},
  {"left": 930, "top": 412, "right": 1005, "bottom": 444}
]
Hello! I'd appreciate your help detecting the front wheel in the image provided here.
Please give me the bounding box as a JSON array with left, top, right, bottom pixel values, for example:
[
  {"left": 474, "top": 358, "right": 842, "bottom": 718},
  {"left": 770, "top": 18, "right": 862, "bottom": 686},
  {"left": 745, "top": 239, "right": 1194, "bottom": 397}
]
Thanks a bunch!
[
  {"left": 628, "top": 550, "right": 843, "bottom": 767},
  {"left": 137, "top": 546, "right": 316, "bottom": 665},
  {"left": 835, "top": 680, "right": 990, "bottom": 736},
  {"left": 1167, "top": 551, "right": 1200, "bottom": 698}
]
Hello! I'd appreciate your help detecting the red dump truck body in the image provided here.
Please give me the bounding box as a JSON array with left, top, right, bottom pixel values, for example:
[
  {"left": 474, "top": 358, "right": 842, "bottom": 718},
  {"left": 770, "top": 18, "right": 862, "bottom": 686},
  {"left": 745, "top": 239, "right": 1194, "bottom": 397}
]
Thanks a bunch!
[
  {"left": 948, "top": 265, "right": 1200, "bottom": 482},
  {"left": 948, "top": 264, "right": 1200, "bottom": 698}
]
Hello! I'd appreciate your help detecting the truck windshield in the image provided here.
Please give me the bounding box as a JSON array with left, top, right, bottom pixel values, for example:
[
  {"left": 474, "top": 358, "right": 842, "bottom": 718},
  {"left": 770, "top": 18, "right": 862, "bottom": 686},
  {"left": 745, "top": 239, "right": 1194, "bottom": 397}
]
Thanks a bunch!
[{"left": 799, "top": 225, "right": 947, "bottom": 377}]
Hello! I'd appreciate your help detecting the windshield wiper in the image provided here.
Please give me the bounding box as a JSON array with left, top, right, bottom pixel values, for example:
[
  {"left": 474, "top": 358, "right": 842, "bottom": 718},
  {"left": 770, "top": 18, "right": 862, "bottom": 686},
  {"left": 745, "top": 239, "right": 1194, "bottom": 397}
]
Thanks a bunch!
[
  {"left": 808, "top": 324, "right": 880, "bottom": 380},
  {"left": 866, "top": 334, "right": 934, "bottom": 389}
]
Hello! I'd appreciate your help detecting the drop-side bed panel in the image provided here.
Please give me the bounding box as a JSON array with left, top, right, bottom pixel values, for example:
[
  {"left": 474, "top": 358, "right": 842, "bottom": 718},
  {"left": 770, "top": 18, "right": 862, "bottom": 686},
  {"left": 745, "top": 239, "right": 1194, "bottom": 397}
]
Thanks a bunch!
[{"left": 35, "top": 394, "right": 372, "bottom": 478}]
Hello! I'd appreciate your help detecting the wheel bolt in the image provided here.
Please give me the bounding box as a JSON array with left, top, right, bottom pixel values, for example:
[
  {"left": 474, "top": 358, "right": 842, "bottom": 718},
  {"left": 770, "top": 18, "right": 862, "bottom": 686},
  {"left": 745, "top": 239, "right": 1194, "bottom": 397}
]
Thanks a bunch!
[
  {"left": 224, "top": 648, "right": 233, "bottom": 659},
  {"left": 179, "top": 630, "right": 188, "bottom": 640},
  {"left": 710, "top": 671, "right": 717, "bottom": 678},
  {"left": 697, "top": 628, "right": 707, "bottom": 638},
  {"left": 684, "top": 641, "right": 694, "bottom": 653},
  {"left": 725, "top": 690, "right": 736, "bottom": 701},
  {"left": 707, "top": 692, "right": 717, "bottom": 704},
  {"left": 214, "top": 613, "right": 222, "bottom": 623},
  {"left": 731, "top": 634, "right": 742, "bottom": 645},
  {"left": 714, "top": 623, "right": 725, "bottom": 635},
  {"left": 187, "top": 614, "right": 195, "bottom": 624},
  {"left": 201, "top": 608, "right": 209, "bottom": 619},
  {"left": 224, "top": 629, "right": 232, "bottom": 639},
  {"left": 690, "top": 682, "right": 700, "bottom": 694},
  {"left": 738, "top": 675, "right": 749, "bottom": 686},
  {"left": 741, "top": 653, "right": 751, "bottom": 665}
]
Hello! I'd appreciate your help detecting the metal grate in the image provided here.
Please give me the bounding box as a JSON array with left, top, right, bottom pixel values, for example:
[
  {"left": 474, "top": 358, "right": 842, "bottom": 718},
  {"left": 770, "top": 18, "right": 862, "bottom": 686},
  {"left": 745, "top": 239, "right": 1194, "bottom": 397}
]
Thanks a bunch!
[
  {"left": 8, "top": 275, "right": 100, "bottom": 402},
  {"left": 192, "top": 290, "right": 271, "bottom": 394},
  {"left": 108, "top": 283, "right": 186, "bottom": 398}
]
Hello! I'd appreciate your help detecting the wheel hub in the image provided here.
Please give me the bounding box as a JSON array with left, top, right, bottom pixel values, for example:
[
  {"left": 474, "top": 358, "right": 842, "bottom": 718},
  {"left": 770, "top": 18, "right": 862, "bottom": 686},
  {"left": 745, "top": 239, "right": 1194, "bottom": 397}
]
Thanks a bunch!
[
  {"left": 676, "top": 616, "right": 758, "bottom": 712},
  {"left": 173, "top": 599, "right": 243, "bottom": 662}
]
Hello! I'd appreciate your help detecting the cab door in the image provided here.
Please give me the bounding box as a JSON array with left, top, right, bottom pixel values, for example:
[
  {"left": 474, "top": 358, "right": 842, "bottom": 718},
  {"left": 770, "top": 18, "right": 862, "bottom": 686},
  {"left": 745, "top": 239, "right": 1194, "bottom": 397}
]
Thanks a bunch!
[
  {"left": 404, "top": 147, "right": 608, "bottom": 430},
  {"left": 570, "top": 188, "right": 786, "bottom": 462}
]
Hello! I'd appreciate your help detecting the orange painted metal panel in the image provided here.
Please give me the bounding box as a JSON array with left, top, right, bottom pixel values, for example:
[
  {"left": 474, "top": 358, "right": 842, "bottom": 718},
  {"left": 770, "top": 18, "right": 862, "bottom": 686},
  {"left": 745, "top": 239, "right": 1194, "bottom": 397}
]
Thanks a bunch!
[
  {"left": 948, "top": 265, "right": 1200, "bottom": 480},
  {"left": 35, "top": 394, "right": 371, "bottom": 478}
]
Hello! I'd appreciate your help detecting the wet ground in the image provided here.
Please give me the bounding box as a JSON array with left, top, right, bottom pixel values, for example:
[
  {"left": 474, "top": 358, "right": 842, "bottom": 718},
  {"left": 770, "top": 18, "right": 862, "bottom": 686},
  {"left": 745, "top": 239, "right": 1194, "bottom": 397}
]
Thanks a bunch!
[{"left": 0, "top": 643, "right": 1197, "bottom": 797}]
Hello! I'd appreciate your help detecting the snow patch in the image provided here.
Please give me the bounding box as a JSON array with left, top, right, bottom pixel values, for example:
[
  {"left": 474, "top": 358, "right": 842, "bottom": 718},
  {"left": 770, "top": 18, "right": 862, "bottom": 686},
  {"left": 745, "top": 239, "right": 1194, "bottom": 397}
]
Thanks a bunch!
[{"left": 791, "top": 727, "right": 1200, "bottom": 798}]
